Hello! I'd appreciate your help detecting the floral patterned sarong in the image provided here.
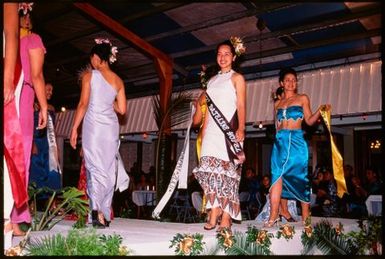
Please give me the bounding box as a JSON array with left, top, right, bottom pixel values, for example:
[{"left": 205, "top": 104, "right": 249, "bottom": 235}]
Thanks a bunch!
[{"left": 193, "top": 156, "right": 242, "bottom": 220}]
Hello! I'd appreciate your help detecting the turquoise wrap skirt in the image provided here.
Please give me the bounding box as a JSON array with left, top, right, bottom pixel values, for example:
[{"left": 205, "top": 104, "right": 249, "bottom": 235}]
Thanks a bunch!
[{"left": 270, "top": 129, "right": 310, "bottom": 203}]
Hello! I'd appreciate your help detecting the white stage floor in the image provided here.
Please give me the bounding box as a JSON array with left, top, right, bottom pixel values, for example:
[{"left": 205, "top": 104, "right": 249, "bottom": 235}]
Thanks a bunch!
[{"left": 13, "top": 216, "right": 361, "bottom": 255}]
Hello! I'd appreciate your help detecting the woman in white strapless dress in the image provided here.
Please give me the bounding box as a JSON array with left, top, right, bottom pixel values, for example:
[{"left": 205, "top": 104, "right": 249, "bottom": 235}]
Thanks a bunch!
[{"left": 193, "top": 39, "right": 246, "bottom": 232}]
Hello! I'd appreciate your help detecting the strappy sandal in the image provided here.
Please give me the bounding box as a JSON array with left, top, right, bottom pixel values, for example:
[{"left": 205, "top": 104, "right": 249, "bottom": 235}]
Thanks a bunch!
[
  {"left": 263, "top": 217, "right": 280, "bottom": 228},
  {"left": 203, "top": 223, "right": 216, "bottom": 230}
]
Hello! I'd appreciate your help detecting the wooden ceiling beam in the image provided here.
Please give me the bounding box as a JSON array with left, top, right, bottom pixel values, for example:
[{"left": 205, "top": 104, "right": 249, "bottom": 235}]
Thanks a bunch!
[
  {"left": 74, "top": 3, "right": 172, "bottom": 63},
  {"left": 74, "top": 3, "right": 173, "bottom": 128}
]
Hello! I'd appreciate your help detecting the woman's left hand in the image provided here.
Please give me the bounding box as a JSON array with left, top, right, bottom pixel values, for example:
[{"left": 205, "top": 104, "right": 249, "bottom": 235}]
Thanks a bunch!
[
  {"left": 320, "top": 104, "right": 331, "bottom": 112},
  {"left": 236, "top": 128, "right": 245, "bottom": 142}
]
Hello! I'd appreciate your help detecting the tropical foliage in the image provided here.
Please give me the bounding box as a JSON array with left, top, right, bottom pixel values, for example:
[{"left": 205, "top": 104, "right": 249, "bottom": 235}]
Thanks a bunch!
[
  {"left": 29, "top": 184, "right": 89, "bottom": 231},
  {"left": 152, "top": 91, "right": 194, "bottom": 200},
  {"left": 301, "top": 219, "right": 359, "bottom": 255},
  {"left": 25, "top": 228, "right": 130, "bottom": 256}
]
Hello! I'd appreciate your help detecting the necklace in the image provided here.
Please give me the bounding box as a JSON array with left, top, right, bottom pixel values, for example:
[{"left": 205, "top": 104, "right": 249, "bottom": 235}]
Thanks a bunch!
[{"left": 218, "top": 69, "right": 232, "bottom": 75}]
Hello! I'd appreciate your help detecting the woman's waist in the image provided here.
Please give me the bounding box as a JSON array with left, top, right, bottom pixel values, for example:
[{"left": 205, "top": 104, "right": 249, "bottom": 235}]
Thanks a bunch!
[
  {"left": 84, "top": 112, "right": 118, "bottom": 123},
  {"left": 276, "top": 128, "right": 303, "bottom": 133}
]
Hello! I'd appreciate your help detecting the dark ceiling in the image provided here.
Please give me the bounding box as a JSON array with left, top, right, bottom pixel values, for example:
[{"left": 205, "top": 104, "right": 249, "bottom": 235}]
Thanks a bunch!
[{"left": 30, "top": 1, "right": 382, "bottom": 110}]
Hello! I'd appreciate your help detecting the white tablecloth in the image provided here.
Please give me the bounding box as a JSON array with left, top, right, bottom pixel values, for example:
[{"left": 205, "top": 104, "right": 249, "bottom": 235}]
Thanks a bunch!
[{"left": 132, "top": 190, "right": 156, "bottom": 206}]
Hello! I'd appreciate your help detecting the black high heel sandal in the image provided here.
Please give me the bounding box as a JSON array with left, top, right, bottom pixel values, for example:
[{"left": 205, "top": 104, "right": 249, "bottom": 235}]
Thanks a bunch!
[
  {"left": 279, "top": 214, "right": 296, "bottom": 222},
  {"left": 91, "top": 210, "right": 106, "bottom": 228}
]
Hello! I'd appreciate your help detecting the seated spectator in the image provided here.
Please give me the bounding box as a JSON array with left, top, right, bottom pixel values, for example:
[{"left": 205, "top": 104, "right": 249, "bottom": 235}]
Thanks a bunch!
[
  {"left": 244, "top": 167, "right": 261, "bottom": 218},
  {"left": 313, "top": 169, "right": 340, "bottom": 217},
  {"left": 347, "top": 176, "right": 368, "bottom": 218},
  {"left": 259, "top": 175, "right": 271, "bottom": 207},
  {"left": 312, "top": 170, "right": 324, "bottom": 195},
  {"left": 363, "top": 167, "right": 382, "bottom": 196}
]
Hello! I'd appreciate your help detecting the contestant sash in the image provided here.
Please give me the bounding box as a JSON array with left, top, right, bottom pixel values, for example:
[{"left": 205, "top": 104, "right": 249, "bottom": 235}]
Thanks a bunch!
[
  {"left": 152, "top": 103, "right": 195, "bottom": 219},
  {"left": 205, "top": 93, "right": 245, "bottom": 164},
  {"left": 47, "top": 114, "right": 61, "bottom": 176},
  {"left": 3, "top": 57, "right": 28, "bottom": 208},
  {"left": 196, "top": 99, "right": 206, "bottom": 160},
  {"left": 320, "top": 107, "right": 347, "bottom": 198},
  {"left": 196, "top": 99, "right": 207, "bottom": 213}
]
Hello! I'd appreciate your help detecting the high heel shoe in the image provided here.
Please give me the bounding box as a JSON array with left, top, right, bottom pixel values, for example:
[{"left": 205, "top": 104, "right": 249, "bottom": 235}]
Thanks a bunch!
[
  {"left": 263, "top": 218, "right": 280, "bottom": 228},
  {"left": 203, "top": 211, "right": 222, "bottom": 231},
  {"left": 279, "top": 214, "right": 296, "bottom": 222},
  {"left": 91, "top": 210, "right": 105, "bottom": 228}
]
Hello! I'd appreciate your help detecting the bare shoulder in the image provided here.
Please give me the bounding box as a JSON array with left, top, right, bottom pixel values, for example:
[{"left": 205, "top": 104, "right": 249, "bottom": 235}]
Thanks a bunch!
[
  {"left": 274, "top": 99, "right": 281, "bottom": 110},
  {"left": 82, "top": 70, "right": 92, "bottom": 82},
  {"left": 111, "top": 72, "right": 124, "bottom": 90},
  {"left": 298, "top": 93, "right": 309, "bottom": 103},
  {"left": 232, "top": 71, "right": 245, "bottom": 81}
]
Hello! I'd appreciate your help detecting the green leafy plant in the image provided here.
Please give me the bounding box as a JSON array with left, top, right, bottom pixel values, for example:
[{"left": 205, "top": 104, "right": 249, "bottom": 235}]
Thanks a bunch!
[
  {"left": 245, "top": 225, "right": 273, "bottom": 255},
  {"left": 169, "top": 233, "right": 205, "bottom": 256},
  {"left": 301, "top": 219, "right": 358, "bottom": 255},
  {"left": 346, "top": 216, "right": 382, "bottom": 255},
  {"left": 216, "top": 228, "right": 272, "bottom": 255},
  {"left": 152, "top": 91, "right": 194, "bottom": 200},
  {"left": 25, "top": 228, "right": 130, "bottom": 256},
  {"left": 29, "top": 185, "right": 89, "bottom": 231}
]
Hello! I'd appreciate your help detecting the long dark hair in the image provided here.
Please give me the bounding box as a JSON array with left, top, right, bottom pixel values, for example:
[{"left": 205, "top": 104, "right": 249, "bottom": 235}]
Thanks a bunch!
[
  {"left": 278, "top": 67, "right": 297, "bottom": 83},
  {"left": 90, "top": 43, "right": 111, "bottom": 64}
]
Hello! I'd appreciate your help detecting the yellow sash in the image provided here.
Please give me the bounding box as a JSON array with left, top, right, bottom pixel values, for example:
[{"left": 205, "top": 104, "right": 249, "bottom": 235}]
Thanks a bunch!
[
  {"left": 320, "top": 107, "right": 347, "bottom": 198},
  {"left": 196, "top": 99, "right": 207, "bottom": 213}
]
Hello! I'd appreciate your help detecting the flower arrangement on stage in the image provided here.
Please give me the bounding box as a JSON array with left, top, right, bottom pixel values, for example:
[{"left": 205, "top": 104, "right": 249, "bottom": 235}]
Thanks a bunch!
[
  {"left": 276, "top": 223, "right": 295, "bottom": 241},
  {"left": 245, "top": 225, "right": 273, "bottom": 255},
  {"left": 230, "top": 36, "right": 246, "bottom": 56},
  {"left": 301, "top": 219, "right": 359, "bottom": 255},
  {"left": 216, "top": 227, "right": 235, "bottom": 250},
  {"left": 169, "top": 233, "right": 205, "bottom": 256}
]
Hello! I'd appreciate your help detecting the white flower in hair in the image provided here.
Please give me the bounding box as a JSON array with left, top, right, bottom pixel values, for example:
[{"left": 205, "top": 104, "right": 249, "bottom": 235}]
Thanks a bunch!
[
  {"left": 94, "top": 38, "right": 118, "bottom": 64},
  {"left": 94, "top": 38, "right": 111, "bottom": 45},
  {"left": 18, "top": 2, "right": 34, "bottom": 15},
  {"left": 111, "top": 46, "right": 118, "bottom": 56},
  {"left": 230, "top": 36, "right": 246, "bottom": 56},
  {"left": 109, "top": 46, "right": 118, "bottom": 64}
]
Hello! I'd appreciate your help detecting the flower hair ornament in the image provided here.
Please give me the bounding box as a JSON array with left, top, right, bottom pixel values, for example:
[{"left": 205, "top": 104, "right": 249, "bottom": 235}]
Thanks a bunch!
[
  {"left": 94, "top": 38, "right": 118, "bottom": 64},
  {"left": 230, "top": 36, "right": 246, "bottom": 56},
  {"left": 19, "top": 2, "right": 34, "bottom": 15}
]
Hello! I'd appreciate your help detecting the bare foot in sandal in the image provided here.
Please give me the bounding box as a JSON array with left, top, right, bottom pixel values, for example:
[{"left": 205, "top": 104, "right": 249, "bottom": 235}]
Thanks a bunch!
[
  {"left": 12, "top": 223, "right": 26, "bottom": 236},
  {"left": 204, "top": 207, "right": 221, "bottom": 230}
]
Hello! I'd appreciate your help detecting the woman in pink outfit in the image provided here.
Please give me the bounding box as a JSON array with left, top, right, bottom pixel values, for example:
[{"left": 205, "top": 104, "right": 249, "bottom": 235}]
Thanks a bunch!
[{"left": 11, "top": 3, "right": 48, "bottom": 235}]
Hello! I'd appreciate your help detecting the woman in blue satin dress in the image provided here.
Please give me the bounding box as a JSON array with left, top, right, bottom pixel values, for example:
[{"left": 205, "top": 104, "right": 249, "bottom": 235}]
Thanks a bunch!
[
  {"left": 70, "top": 39, "right": 127, "bottom": 228},
  {"left": 265, "top": 67, "right": 329, "bottom": 227}
]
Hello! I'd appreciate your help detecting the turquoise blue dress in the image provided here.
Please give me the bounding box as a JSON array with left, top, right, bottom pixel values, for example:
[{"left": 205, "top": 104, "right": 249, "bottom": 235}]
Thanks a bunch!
[{"left": 270, "top": 106, "right": 310, "bottom": 203}]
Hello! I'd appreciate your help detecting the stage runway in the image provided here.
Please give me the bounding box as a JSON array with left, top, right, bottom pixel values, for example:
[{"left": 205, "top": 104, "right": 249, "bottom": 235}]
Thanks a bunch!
[{"left": 13, "top": 216, "right": 361, "bottom": 255}]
